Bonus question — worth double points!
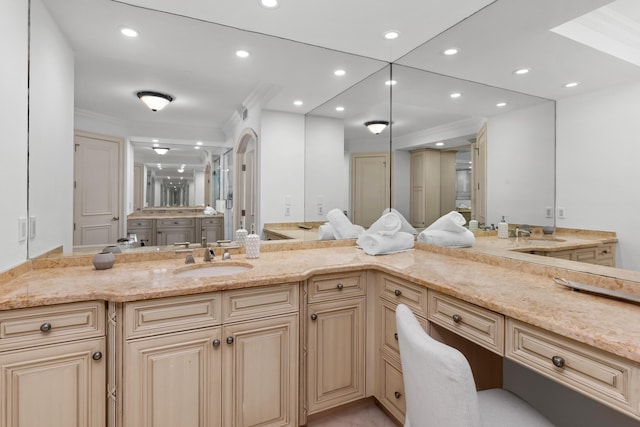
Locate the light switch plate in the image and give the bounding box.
[18,217,27,242]
[557,207,566,219]
[30,216,37,239]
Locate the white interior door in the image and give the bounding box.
[472,123,487,225]
[351,152,390,228]
[73,132,121,246]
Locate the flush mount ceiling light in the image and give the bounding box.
[236,50,250,58]
[259,0,279,9]
[120,27,138,38]
[564,81,580,88]
[443,47,459,56]
[152,147,170,155]
[334,69,346,76]
[335,106,345,112]
[450,92,462,99]
[137,91,174,112]
[293,100,303,106]
[496,102,508,107]
[384,30,400,40]
[364,120,389,135]
[513,68,531,75]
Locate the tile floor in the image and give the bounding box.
[306,401,398,427]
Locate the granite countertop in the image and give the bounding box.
[1,244,639,364]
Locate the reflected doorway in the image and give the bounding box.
[234,129,258,233]
[351,152,390,227]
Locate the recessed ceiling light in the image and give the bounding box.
[564,82,580,88]
[293,100,303,106]
[513,68,531,75]
[194,146,200,150]
[384,30,400,40]
[236,50,250,58]
[450,92,462,99]
[334,69,346,76]
[196,141,203,146]
[443,47,459,56]
[385,80,397,86]
[120,28,138,38]
[435,142,445,146]
[152,143,159,147]
[152,139,159,143]
[496,102,508,107]
[259,0,279,8]
[336,106,345,112]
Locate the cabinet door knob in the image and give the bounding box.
[212,339,221,347]
[394,289,402,297]
[40,322,52,333]
[226,336,234,345]
[394,332,398,341]
[551,355,565,368]
[92,351,103,361]
[336,283,344,290]
[310,313,318,321]
[452,314,462,323]
[394,391,402,399]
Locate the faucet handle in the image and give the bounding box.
[222,248,231,260]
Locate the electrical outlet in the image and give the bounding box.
[29,216,36,239]
[284,206,290,216]
[545,207,553,218]
[317,205,324,216]
[18,218,27,242]
[557,207,566,219]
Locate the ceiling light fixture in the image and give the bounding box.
[334,69,346,76]
[384,30,400,40]
[364,120,389,135]
[194,146,200,150]
[450,92,462,98]
[336,106,345,112]
[443,47,459,56]
[564,82,580,88]
[152,147,170,155]
[236,50,250,58]
[496,102,508,107]
[513,68,531,75]
[259,0,279,9]
[435,142,445,146]
[293,100,303,106]
[385,80,397,86]
[196,141,203,146]
[137,91,174,112]
[120,28,138,38]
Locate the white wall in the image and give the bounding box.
[486,102,555,227]
[0,0,29,272]
[557,81,640,271]
[305,116,347,221]
[260,111,305,230]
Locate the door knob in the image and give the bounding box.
[111,216,119,221]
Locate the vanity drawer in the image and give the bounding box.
[379,274,428,318]
[124,293,222,339]
[307,271,365,303]
[596,243,615,266]
[428,291,504,355]
[223,283,299,323]
[201,217,222,227]
[127,219,153,228]
[506,319,639,417]
[157,218,195,227]
[379,355,406,422]
[380,298,428,360]
[0,301,105,351]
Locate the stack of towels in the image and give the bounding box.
[203,206,217,215]
[318,209,365,240]
[356,209,416,255]
[417,211,475,247]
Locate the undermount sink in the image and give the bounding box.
[174,263,253,278]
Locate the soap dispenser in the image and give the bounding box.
[469,216,478,232]
[498,216,509,239]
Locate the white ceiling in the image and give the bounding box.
[43,0,640,157]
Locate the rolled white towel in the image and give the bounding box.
[326,208,364,239]
[417,229,475,248]
[318,223,336,240]
[382,208,418,235]
[426,211,467,233]
[203,206,217,215]
[358,231,415,255]
[367,212,402,236]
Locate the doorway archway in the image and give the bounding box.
[234,128,259,234]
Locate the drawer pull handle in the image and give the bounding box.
[336,283,344,290]
[310,313,318,321]
[452,314,462,323]
[394,289,402,297]
[394,391,402,399]
[394,332,398,340]
[551,356,565,368]
[92,351,103,361]
[212,339,221,347]
[40,323,52,333]
[226,336,234,345]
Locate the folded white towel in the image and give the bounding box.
[203,206,217,215]
[326,208,365,239]
[367,212,402,236]
[382,208,418,235]
[358,231,415,256]
[426,211,467,233]
[318,223,336,240]
[417,229,475,248]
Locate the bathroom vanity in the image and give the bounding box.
[127,210,224,246]
[0,242,638,426]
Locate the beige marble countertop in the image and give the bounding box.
[1,243,639,364]
[470,228,617,253]
[263,222,325,241]
[128,212,224,220]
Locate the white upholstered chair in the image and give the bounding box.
[395,304,555,427]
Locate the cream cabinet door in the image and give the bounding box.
[222,314,298,427]
[123,327,222,427]
[0,337,106,427]
[307,297,366,414]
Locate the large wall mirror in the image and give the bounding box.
[22,0,640,277]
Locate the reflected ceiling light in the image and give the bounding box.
[564,81,580,88]
[152,143,159,147]
[137,91,174,111]
[334,69,346,76]
[443,47,459,56]
[152,147,170,155]
[335,106,345,112]
[450,92,462,98]
[236,50,250,58]
[120,27,138,38]
[259,0,279,8]
[196,141,203,145]
[435,142,445,146]
[178,168,184,173]
[513,68,531,75]
[364,120,389,135]
[496,102,508,107]
[152,139,158,143]
[293,100,303,106]
[384,30,400,40]
[385,80,397,86]
[194,146,200,150]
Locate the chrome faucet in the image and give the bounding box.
[515,228,531,238]
[202,237,214,262]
